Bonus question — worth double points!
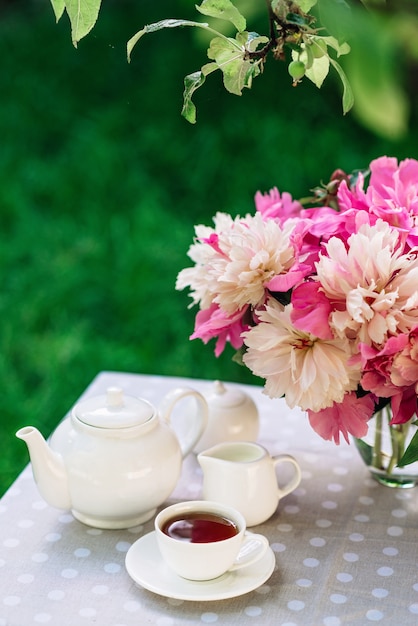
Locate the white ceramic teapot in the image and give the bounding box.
[16,386,208,529]
[193,380,259,453]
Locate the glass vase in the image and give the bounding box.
[354,406,418,488]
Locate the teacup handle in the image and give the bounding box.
[229,532,269,572]
[273,454,302,498]
[159,387,208,458]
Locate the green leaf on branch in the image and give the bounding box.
[294,0,318,12]
[304,54,329,88]
[293,35,353,114]
[49,0,65,21]
[207,35,241,61]
[65,0,102,47]
[315,0,353,44]
[343,9,409,139]
[127,19,209,62]
[321,36,350,58]
[182,63,218,123]
[244,32,269,52]
[196,0,246,32]
[222,57,253,94]
[207,35,252,95]
[329,57,354,114]
[182,28,266,122]
[286,12,312,28]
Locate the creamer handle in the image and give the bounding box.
[273,454,302,498]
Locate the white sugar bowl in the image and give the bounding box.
[193,380,259,453]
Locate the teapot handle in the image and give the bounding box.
[273,454,302,498]
[159,388,208,458]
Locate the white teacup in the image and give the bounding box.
[154,500,269,581]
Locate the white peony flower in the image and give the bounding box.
[316,219,418,346]
[176,212,299,315]
[242,299,360,412]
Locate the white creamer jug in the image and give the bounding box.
[198,441,301,526]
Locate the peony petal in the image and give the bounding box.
[308,393,374,445]
[291,282,333,339]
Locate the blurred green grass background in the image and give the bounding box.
[1,0,418,496]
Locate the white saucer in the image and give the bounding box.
[125,531,276,601]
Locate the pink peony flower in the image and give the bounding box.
[389,388,418,425]
[358,332,418,424]
[358,337,409,398]
[190,303,248,357]
[339,156,418,248]
[367,157,418,234]
[307,393,375,445]
[255,188,303,222]
[337,170,369,213]
[290,281,333,340]
[391,327,418,388]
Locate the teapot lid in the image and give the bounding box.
[74,387,154,429]
[206,380,249,408]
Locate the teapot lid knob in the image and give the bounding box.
[106,387,124,407]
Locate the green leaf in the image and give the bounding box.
[294,0,318,11]
[232,346,246,366]
[316,0,353,44]
[298,44,314,69]
[343,10,409,139]
[298,52,329,87]
[207,36,241,61]
[222,58,252,95]
[65,0,102,47]
[321,35,350,57]
[397,430,418,467]
[127,19,209,62]
[354,438,373,467]
[181,63,218,123]
[244,62,262,88]
[329,58,354,114]
[294,39,353,114]
[244,32,269,53]
[196,0,246,32]
[49,0,66,21]
[286,12,312,27]
[207,36,249,95]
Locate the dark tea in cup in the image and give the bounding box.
[155,500,269,580]
[161,512,238,543]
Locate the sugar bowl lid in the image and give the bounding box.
[73,387,154,429]
[205,380,249,408]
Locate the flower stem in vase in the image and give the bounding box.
[387,420,408,476]
[357,406,418,488]
[371,408,383,471]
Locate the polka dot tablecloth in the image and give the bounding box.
[2,371,418,626]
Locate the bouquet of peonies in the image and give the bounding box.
[176,156,418,466]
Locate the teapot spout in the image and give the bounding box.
[16,426,71,510]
